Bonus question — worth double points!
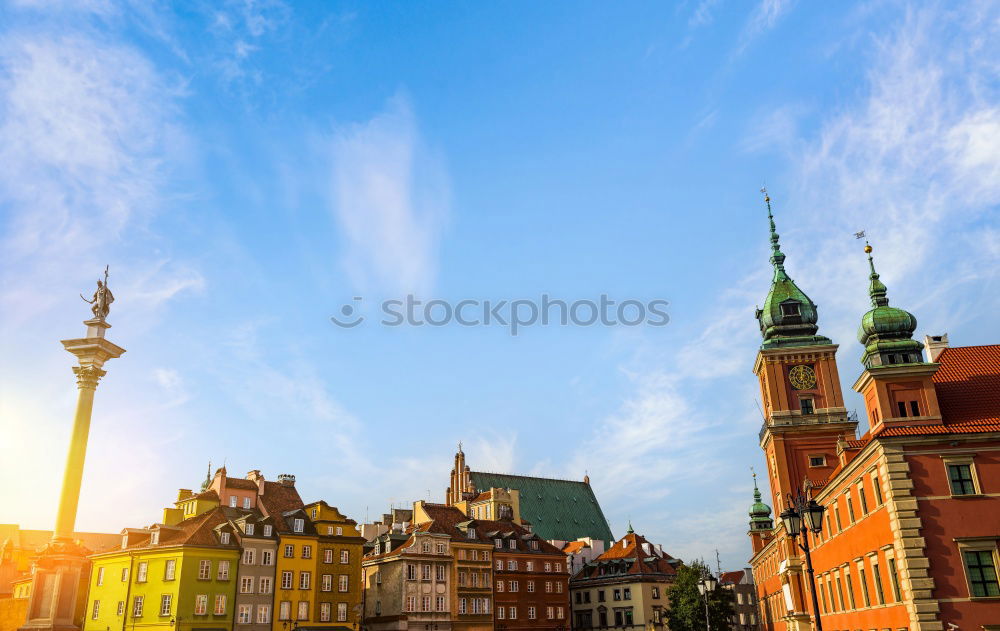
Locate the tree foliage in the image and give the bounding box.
[666,560,735,631]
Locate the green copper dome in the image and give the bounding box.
[857,245,924,367]
[755,193,832,349]
[748,475,773,531]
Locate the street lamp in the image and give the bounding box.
[780,492,826,631]
[697,574,718,631]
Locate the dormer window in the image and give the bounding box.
[229,496,237,507]
[263,525,272,537]
[780,302,801,317]
[151,531,159,545]
[467,528,476,539]
[245,523,254,536]
[293,518,304,533]
[243,497,251,509]
[220,532,230,545]
[495,539,503,549]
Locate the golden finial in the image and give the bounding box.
[864,244,872,253]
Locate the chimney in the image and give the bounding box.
[277,473,296,487]
[924,334,949,362]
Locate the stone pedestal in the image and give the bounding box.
[19,318,124,631]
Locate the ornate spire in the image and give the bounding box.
[856,241,922,367]
[626,520,634,535]
[864,242,889,307]
[764,188,787,276]
[754,188,830,349]
[749,471,773,530]
[201,461,212,491]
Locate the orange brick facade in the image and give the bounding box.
[747,210,1000,631]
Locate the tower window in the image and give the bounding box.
[896,402,907,417]
[780,302,801,317]
[909,401,920,416]
[800,398,814,414]
[808,455,826,468]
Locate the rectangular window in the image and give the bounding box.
[858,483,869,515]
[436,565,445,581]
[194,595,207,616]
[337,602,347,621]
[243,549,255,565]
[321,574,332,592]
[259,577,272,594]
[844,570,856,609]
[324,549,334,563]
[293,518,304,533]
[544,562,551,572]
[421,564,431,580]
[801,398,814,415]
[237,604,251,624]
[296,601,308,621]
[888,557,902,601]
[528,606,536,620]
[299,571,311,590]
[121,568,128,582]
[872,474,884,505]
[507,560,516,571]
[281,571,293,590]
[438,543,446,554]
[245,523,254,536]
[557,581,563,593]
[496,580,504,592]
[494,539,503,549]
[284,544,294,558]
[136,562,148,583]
[526,561,534,572]
[263,525,272,537]
[279,601,291,621]
[132,596,144,618]
[963,550,1000,597]
[897,401,907,417]
[214,594,226,615]
[623,587,631,599]
[510,580,518,592]
[230,496,237,507]
[495,560,503,571]
[948,464,977,495]
[339,575,349,592]
[218,560,230,580]
[910,401,920,416]
[526,580,534,592]
[262,550,272,565]
[341,550,349,564]
[164,559,176,581]
[459,598,467,614]
[858,565,871,606]
[547,606,554,619]
[117,601,124,616]
[835,575,846,611]
[97,568,105,586]
[834,505,843,532]
[405,597,415,612]
[435,596,445,613]
[406,564,416,580]
[846,494,856,523]
[872,559,886,605]
[319,603,331,622]
[240,577,253,593]
[257,605,270,624]
[497,606,505,620]
[92,600,100,620]
[198,561,211,580]
[220,532,230,545]
[509,606,517,620]
[302,545,312,559]
[558,606,565,619]
[422,596,431,612]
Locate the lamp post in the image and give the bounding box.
[779,492,826,631]
[697,574,718,631]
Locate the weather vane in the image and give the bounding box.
[80,265,114,321]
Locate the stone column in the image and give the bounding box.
[20,317,125,631]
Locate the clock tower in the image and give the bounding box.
[753,192,857,512]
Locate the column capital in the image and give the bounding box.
[72,365,106,389]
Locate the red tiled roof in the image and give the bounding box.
[257,482,305,531]
[933,345,1000,424]
[719,571,744,585]
[226,478,258,491]
[878,421,1000,437]
[562,541,589,554]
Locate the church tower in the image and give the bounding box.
[753,192,857,513]
[446,443,474,505]
[852,243,942,433]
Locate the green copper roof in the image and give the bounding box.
[755,193,831,349]
[748,475,773,530]
[857,245,923,367]
[469,471,614,546]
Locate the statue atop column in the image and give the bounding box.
[80,265,113,321]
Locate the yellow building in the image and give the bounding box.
[271,510,319,631]
[305,502,365,631]
[83,509,240,631]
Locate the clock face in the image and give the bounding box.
[789,364,817,390]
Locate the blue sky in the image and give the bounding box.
[1,0,998,571]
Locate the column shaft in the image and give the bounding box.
[53,383,97,541]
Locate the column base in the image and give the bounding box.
[18,540,91,631]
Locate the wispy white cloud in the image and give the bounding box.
[732,0,796,58]
[329,93,450,295]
